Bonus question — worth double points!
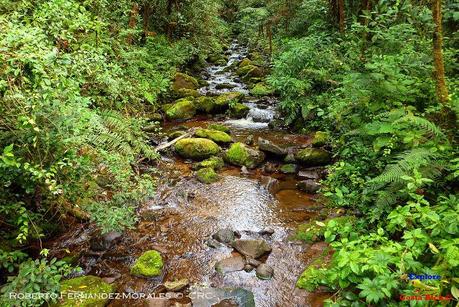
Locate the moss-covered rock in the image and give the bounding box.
[57,275,114,307]
[311,131,329,147]
[175,88,200,98]
[208,123,230,133]
[195,96,216,113]
[161,103,174,113]
[250,83,274,96]
[196,167,219,183]
[194,156,225,170]
[280,164,298,174]
[168,130,187,139]
[228,103,250,118]
[171,72,199,96]
[175,138,221,160]
[195,128,232,143]
[236,65,264,78]
[214,92,245,110]
[166,98,196,120]
[239,58,253,68]
[294,148,331,166]
[130,250,164,277]
[224,142,265,169]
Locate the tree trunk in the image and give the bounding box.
[338,0,345,33]
[432,0,449,104]
[127,3,139,44]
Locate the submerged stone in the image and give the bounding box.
[297,180,321,193]
[258,137,287,156]
[215,255,245,274]
[164,278,189,291]
[175,138,221,160]
[130,250,164,277]
[57,275,114,307]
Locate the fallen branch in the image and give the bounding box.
[155,128,195,152]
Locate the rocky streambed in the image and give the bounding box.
[46,40,333,307]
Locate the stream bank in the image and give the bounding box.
[47,40,333,307]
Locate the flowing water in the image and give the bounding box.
[47,40,329,307]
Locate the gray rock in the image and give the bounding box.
[245,135,254,145]
[232,239,272,259]
[297,180,321,193]
[259,176,279,193]
[90,231,122,251]
[215,255,245,274]
[256,263,274,280]
[213,229,235,245]
[297,169,320,180]
[246,258,261,267]
[259,228,275,236]
[206,238,222,248]
[191,287,255,307]
[284,152,296,163]
[240,166,250,175]
[258,138,286,156]
[243,264,254,272]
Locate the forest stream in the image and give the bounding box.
[46,40,332,307]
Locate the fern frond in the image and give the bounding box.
[394,114,446,140]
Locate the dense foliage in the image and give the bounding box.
[235,0,458,304]
[0,0,229,304]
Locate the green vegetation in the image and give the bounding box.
[130,250,164,277]
[57,275,114,307]
[235,0,458,304]
[196,167,220,184]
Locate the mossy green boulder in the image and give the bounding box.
[280,164,298,174]
[195,128,232,143]
[208,123,230,133]
[166,98,196,120]
[224,142,265,169]
[196,167,219,183]
[175,88,200,98]
[250,83,274,96]
[228,103,250,118]
[214,92,244,110]
[311,131,329,147]
[195,96,216,113]
[294,148,331,166]
[239,58,252,68]
[57,275,114,307]
[171,72,199,96]
[194,156,225,170]
[130,250,164,277]
[236,65,264,78]
[175,138,221,160]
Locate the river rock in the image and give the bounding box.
[191,287,255,307]
[130,250,164,277]
[195,96,216,113]
[195,128,232,143]
[311,131,329,147]
[215,255,245,274]
[89,231,122,251]
[208,123,230,133]
[171,72,199,97]
[216,83,237,90]
[232,239,272,259]
[248,108,273,123]
[297,180,321,194]
[250,83,274,97]
[280,163,298,174]
[256,264,274,280]
[213,229,236,244]
[246,258,261,267]
[164,278,189,291]
[284,151,296,163]
[194,156,225,170]
[214,92,244,111]
[297,169,320,180]
[58,276,114,307]
[224,142,265,169]
[175,138,221,160]
[259,228,275,236]
[259,176,279,194]
[245,135,254,145]
[228,103,250,118]
[196,167,219,184]
[294,148,331,166]
[166,98,197,120]
[258,138,286,156]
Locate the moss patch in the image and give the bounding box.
[295,216,355,243]
[171,72,199,95]
[214,92,244,110]
[175,138,221,160]
[224,142,265,168]
[294,148,331,166]
[130,250,164,277]
[239,58,253,68]
[166,98,196,120]
[250,83,274,96]
[195,156,225,170]
[195,96,216,113]
[195,128,232,143]
[58,275,114,307]
[228,103,250,118]
[208,123,230,133]
[280,164,298,174]
[196,167,219,183]
[311,131,329,147]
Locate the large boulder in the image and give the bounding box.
[165,98,196,120]
[175,138,221,160]
[232,239,271,259]
[224,142,265,169]
[294,148,331,166]
[195,128,232,143]
[228,103,250,118]
[195,96,216,113]
[258,137,286,156]
[171,72,199,97]
[57,276,114,307]
[130,250,164,277]
[236,65,264,78]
